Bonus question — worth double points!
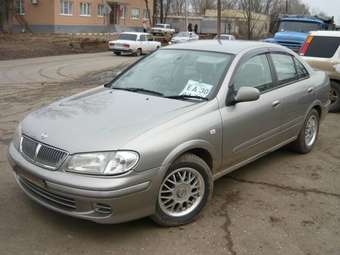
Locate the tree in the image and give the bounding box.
[144,0,152,26]
[0,0,14,32]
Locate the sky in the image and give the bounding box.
[302,0,340,24]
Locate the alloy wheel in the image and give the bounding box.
[158,168,205,217]
[304,115,318,147]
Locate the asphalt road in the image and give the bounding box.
[0,52,339,255]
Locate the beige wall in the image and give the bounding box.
[14,0,153,28]
[14,0,55,25]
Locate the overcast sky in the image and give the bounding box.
[302,0,340,24]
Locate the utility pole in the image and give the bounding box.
[217,0,221,38]
[185,0,188,31]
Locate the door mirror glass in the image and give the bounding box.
[234,87,260,103]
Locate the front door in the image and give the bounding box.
[220,53,284,169]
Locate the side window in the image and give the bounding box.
[271,54,297,83]
[233,54,273,92]
[139,35,146,41]
[294,58,309,78]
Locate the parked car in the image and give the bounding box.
[8,40,330,227]
[108,32,161,56]
[300,31,340,112]
[151,24,176,36]
[171,32,199,44]
[214,34,236,40]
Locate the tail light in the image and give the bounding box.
[300,35,313,56]
[109,43,115,46]
[123,44,130,48]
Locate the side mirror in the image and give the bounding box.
[234,87,260,103]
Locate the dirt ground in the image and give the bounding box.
[0,54,339,255]
[0,33,111,60]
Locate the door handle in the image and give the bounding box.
[307,87,314,93]
[272,100,280,108]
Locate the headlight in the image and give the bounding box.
[65,151,139,176]
[12,124,22,150]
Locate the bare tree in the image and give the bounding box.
[144,0,152,26]
[0,0,14,32]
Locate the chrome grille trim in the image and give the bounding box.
[20,135,69,170]
[19,177,76,210]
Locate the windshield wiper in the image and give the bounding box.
[165,95,209,101]
[112,87,164,97]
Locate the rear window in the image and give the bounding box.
[118,34,137,41]
[305,36,340,58]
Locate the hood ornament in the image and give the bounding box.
[41,132,48,140]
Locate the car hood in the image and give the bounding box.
[274,31,308,43]
[22,87,199,154]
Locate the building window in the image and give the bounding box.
[16,0,25,15]
[131,8,140,20]
[60,0,73,16]
[80,2,91,16]
[143,9,149,20]
[97,4,104,17]
[120,5,128,19]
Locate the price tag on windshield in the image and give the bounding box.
[180,80,213,98]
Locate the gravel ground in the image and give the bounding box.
[0,54,339,255]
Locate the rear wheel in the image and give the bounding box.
[114,52,121,56]
[290,109,319,154]
[329,82,340,112]
[151,154,212,227]
[135,48,142,56]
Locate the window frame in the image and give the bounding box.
[80,2,91,17]
[131,8,140,20]
[267,52,310,90]
[60,0,73,16]
[97,4,104,17]
[16,0,25,16]
[143,9,149,20]
[231,53,276,94]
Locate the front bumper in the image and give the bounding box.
[8,143,162,224]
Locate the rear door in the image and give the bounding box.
[268,53,314,140]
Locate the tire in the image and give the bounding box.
[135,48,142,56]
[114,52,121,56]
[151,153,213,227]
[329,82,340,113]
[290,109,320,154]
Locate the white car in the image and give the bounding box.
[151,24,175,36]
[108,32,161,56]
[171,32,199,44]
[214,34,236,40]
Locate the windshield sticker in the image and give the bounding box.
[180,80,213,98]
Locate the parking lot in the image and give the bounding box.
[0,52,339,255]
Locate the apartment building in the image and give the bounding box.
[12,0,153,33]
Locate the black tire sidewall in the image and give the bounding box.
[329,83,340,112]
[153,155,212,226]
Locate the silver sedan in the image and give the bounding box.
[8,40,330,226]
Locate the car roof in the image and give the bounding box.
[120,32,150,35]
[310,30,340,37]
[165,40,284,54]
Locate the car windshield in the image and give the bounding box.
[278,21,322,33]
[155,24,165,28]
[110,49,234,100]
[176,32,190,37]
[118,33,137,41]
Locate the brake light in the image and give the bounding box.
[300,35,313,56]
[123,44,130,48]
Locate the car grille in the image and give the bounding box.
[20,136,68,170]
[19,177,76,210]
[277,41,303,52]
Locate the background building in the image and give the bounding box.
[8,0,153,33]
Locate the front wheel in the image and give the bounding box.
[290,109,320,154]
[135,48,142,56]
[329,82,340,112]
[151,154,213,227]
